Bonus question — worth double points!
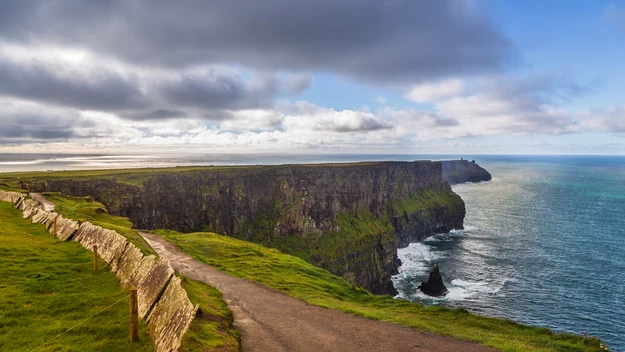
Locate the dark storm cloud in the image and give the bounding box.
[0,0,515,84]
[314,116,393,133]
[0,55,147,111]
[126,109,189,121]
[0,55,300,120]
[0,112,75,141]
[155,70,275,111]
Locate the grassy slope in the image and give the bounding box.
[29,193,240,351]
[157,229,605,352]
[0,201,153,352]
[180,278,241,351]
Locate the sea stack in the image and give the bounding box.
[418,265,449,297]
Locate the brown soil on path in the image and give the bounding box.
[140,232,496,352]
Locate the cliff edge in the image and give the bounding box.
[442,159,492,184]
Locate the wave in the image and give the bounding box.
[423,227,476,243]
[395,242,444,277]
[405,278,509,302]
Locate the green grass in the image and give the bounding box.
[0,201,153,352]
[41,192,155,256]
[17,193,240,351]
[179,277,240,351]
[156,229,605,352]
[391,187,464,219]
[0,166,258,188]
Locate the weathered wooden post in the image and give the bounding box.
[53,216,57,237]
[130,288,139,342]
[93,245,98,271]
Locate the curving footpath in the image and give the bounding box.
[140,231,496,352]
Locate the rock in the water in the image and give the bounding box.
[418,265,448,297]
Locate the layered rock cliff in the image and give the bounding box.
[442,159,492,184]
[23,161,466,295]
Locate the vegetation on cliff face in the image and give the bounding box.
[0,201,153,351]
[157,229,603,352]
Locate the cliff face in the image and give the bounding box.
[442,160,492,184]
[25,161,465,295]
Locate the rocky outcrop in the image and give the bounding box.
[22,161,469,295]
[418,265,448,297]
[442,160,491,184]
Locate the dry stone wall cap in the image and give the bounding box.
[137,257,175,320]
[147,276,198,352]
[115,243,147,286]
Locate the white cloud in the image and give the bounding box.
[578,105,625,133]
[405,79,465,103]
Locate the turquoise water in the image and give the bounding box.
[392,155,625,351]
[2,153,624,349]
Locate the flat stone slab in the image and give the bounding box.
[30,208,55,226]
[137,257,174,319]
[73,222,128,271]
[147,276,198,352]
[21,199,37,218]
[116,243,149,284]
[52,215,80,241]
[0,191,23,203]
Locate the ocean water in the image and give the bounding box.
[2,153,624,349]
[392,155,625,351]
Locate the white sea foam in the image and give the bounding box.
[395,242,443,277]
[407,278,508,302]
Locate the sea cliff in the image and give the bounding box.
[442,159,492,184]
[21,161,470,295]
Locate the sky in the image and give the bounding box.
[0,0,624,155]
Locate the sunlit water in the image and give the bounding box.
[392,156,625,351]
[2,153,624,349]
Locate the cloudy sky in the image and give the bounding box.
[1,0,624,155]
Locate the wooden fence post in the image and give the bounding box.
[93,245,98,271]
[130,288,139,342]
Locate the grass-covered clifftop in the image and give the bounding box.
[157,229,604,352]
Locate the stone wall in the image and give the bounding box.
[0,191,196,352]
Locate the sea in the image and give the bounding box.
[1,153,624,350]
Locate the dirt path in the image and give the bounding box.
[140,232,496,352]
[30,193,55,212]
